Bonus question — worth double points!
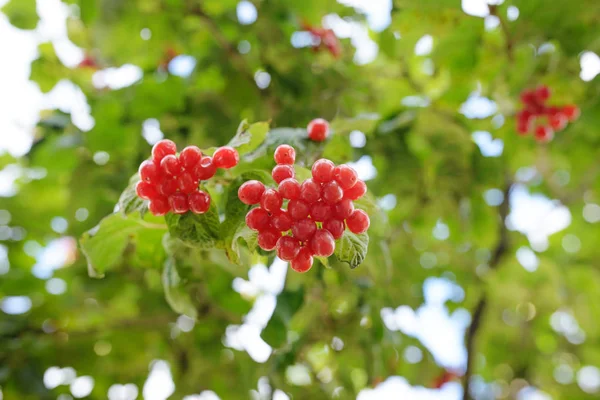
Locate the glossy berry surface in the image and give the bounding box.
[307,118,330,142]
[299,179,321,204]
[309,229,335,257]
[279,178,301,200]
[139,160,160,182]
[272,165,295,184]
[274,145,295,165]
[246,207,271,231]
[169,193,189,214]
[346,209,370,234]
[136,181,159,200]
[310,201,331,222]
[323,219,345,240]
[276,236,301,261]
[212,146,239,169]
[177,172,198,194]
[321,181,344,205]
[238,180,266,205]
[179,146,202,169]
[288,200,310,220]
[272,210,293,232]
[152,139,177,164]
[148,197,170,216]
[333,198,354,220]
[188,191,211,214]
[257,228,281,251]
[160,154,182,176]
[334,165,358,190]
[260,189,283,213]
[292,218,317,241]
[344,180,367,201]
[193,156,217,181]
[291,247,313,273]
[312,159,335,183]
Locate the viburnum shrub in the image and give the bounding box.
[136,139,239,216]
[516,85,580,142]
[238,144,369,273]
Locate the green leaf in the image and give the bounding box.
[118,174,148,217]
[334,231,369,269]
[229,224,258,264]
[165,198,221,249]
[330,113,380,136]
[262,288,305,348]
[228,120,270,155]
[1,0,38,30]
[162,257,197,318]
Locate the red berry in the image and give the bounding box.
[178,171,198,194]
[274,145,295,165]
[346,209,370,234]
[238,180,266,205]
[300,178,321,204]
[152,139,177,164]
[260,189,283,213]
[279,178,301,200]
[288,200,310,220]
[516,119,531,135]
[272,165,295,184]
[323,219,344,239]
[179,146,202,169]
[257,228,281,251]
[535,125,554,142]
[136,181,159,200]
[292,218,317,242]
[535,85,550,102]
[272,210,293,232]
[193,156,217,181]
[307,118,330,142]
[311,159,335,183]
[213,146,239,169]
[160,154,182,176]
[309,229,335,257]
[148,197,170,216]
[549,113,567,131]
[276,236,301,261]
[333,198,354,220]
[169,193,189,214]
[321,181,344,205]
[188,190,211,214]
[139,160,160,182]
[562,105,580,121]
[310,201,331,222]
[291,247,313,273]
[333,165,358,190]
[246,208,270,231]
[344,180,367,201]
[159,178,179,197]
[520,90,536,105]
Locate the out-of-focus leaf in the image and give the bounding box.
[262,288,305,348]
[162,257,197,318]
[1,0,38,29]
[228,120,270,155]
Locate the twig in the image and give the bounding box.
[462,178,512,400]
[488,5,514,61]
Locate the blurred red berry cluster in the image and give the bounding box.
[516,85,580,142]
[302,23,342,58]
[136,139,239,216]
[238,144,369,273]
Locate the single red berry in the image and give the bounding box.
[148,197,170,216]
[246,207,271,231]
[300,178,321,204]
[310,201,331,222]
[292,218,317,242]
[288,199,310,220]
[160,154,183,176]
[549,113,567,131]
[534,125,554,142]
[238,180,266,205]
[333,165,359,190]
[272,165,295,184]
[260,189,283,213]
[562,105,580,121]
[213,146,239,169]
[516,119,531,135]
[291,247,313,273]
[535,85,550,102]
[346,209,370,234]
[311,159,335,183]
[193,156,217,181]
[178,171,198,194]
[279,178,301,200]
[188,190,211,214]
[276,236,301,261]
[159,178,179,197]
[179,146,202,169]
[322,181,344,205]
[139,160,160,182]
[344,180,367,201]
[272,209,293,232]
[257,228,281,251]
[333,198,354,220]
[274,145,296,165]
[323,219,345,239]
[136,180,159,200]
[307,118,330,142]
[169,193,189,214]
[520,90,536,106]
[152,139,177,164]
[309,229,335,257]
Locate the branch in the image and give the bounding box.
[462,179,512,400]
[488,5,514,61]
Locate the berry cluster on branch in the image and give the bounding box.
[136,139,239,216]
[238,144,369,273]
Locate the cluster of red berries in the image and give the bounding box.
[307,118,330,142]
[136,139,239,216]
[516,85,580,142]
[302,23,342,58]
[238,144,369,273]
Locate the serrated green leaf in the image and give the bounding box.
[165,198,221,249]
[228,120,270,155]
[335,231,369,269]
[229,224,258,264]
[162,257,197,318]
[118,174,148,217]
